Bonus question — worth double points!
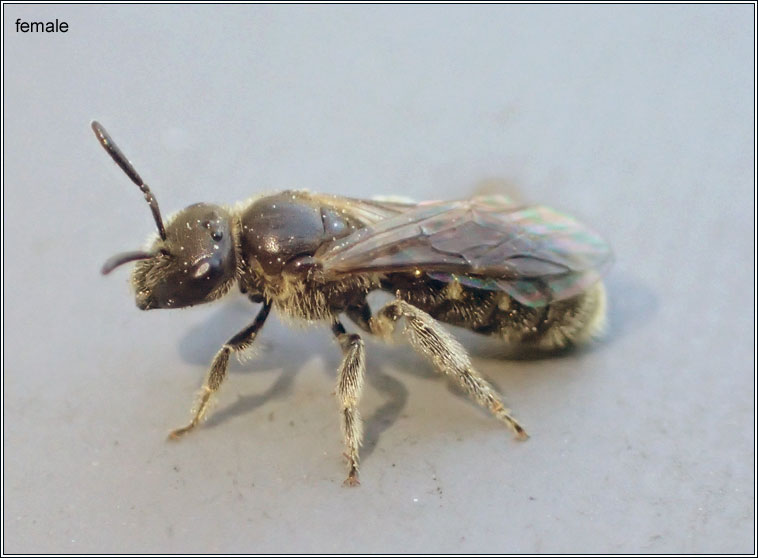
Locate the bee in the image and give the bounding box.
[93,121,612,486]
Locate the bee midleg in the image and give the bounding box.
[346,302,373,334]
[168,300,272,440]
[372,299,528,440]
[331,320,366,486]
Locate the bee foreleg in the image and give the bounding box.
[332,321,366,486]
[374,299,528,440]
[168,300,272,440]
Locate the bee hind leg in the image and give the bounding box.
[168,300,272,440]
[372,299,528,440]
[332,320,366,486]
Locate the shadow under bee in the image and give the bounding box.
[601,271,659,346]
[176,299,412,456]
[171,273,654,464]
[174,298,528,460]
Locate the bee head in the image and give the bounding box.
[94,122,237,310]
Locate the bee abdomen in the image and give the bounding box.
[391,275,607,352]
[495,282,607,350]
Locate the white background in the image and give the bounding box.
[3,4,754,553]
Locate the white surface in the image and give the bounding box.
[2,4,754,553]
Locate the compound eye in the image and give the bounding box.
[211,230,223,241]
[193,261,211,279]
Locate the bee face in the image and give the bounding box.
[132,204,237,310]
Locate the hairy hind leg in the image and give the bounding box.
[332,321,366,486]
[372,299,527,439]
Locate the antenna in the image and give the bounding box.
[101,250,154,275]
[91,121,167,240]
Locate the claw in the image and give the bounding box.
[343,470,360,487]
[515,428,530,441]
[511,421,529,441]
[168,422,197,440]
[342,454,361,486]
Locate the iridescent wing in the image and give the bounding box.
[316,196,612,308]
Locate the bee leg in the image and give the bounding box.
[168,300,272,440]
[332,321,366,486]
[346,301,373,334]
[373,299,528,440]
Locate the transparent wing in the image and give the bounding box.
[316,196,612,307]
[307,192,416,226]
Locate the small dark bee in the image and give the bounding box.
[93,121,612,486]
